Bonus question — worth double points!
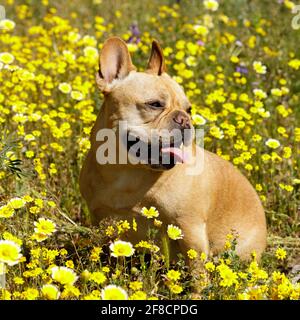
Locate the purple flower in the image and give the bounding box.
[197,40,205,46]
[127,23,141,44]
[236,66,248,74]
[130,23,140,37]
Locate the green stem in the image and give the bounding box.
[161,234,170,270]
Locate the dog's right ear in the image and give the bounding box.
[146,40,166,75]
[96,37,136,93]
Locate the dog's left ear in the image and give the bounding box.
[146,40,166,75]
[96,37,136,93]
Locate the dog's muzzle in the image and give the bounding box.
[126,131,192,170]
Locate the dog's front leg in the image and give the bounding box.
[177,220,210,297]
[177,220,210,256]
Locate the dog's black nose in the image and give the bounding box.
[173,111,191,129]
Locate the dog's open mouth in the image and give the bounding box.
[126,132,189,170]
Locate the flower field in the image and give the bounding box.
[0,0,300,300]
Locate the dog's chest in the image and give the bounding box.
[92,173,190,223]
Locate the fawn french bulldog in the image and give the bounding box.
[80,37,267,260]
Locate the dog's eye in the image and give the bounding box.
[186,106,192,114]
[147,101,164,109]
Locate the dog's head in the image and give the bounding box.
[96,37,194,170]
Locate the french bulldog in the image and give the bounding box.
[80,37,267,260]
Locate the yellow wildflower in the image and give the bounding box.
[109,240,135,258]
[101,285,128,300]
[167,224,184,240]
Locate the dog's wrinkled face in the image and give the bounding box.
[96,37,193,170]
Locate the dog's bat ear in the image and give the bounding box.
[96,37,136,92]
[146,40,166,75]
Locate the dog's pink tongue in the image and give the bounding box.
[161,147,189,163]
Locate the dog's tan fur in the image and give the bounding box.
[80,37,267,260]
